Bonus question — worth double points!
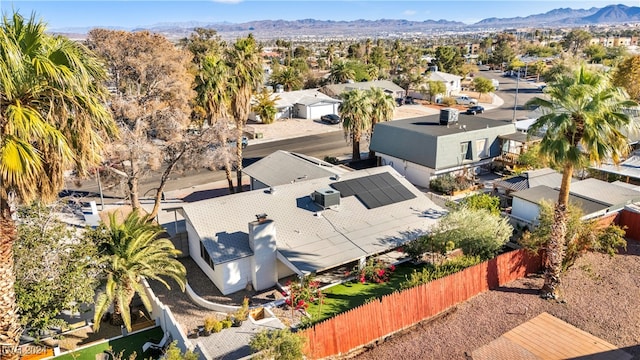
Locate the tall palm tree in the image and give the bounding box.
[526,66,637,299]
[0,12,115,348]
[329,61,355,84]
[93,211,186,331]
[340,89,372,161]
[196,53,236,193]
[367,88,396,158]
[227,34,263,193]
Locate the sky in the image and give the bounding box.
[0,0,637,30]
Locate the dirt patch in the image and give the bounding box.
[353,241,640,360]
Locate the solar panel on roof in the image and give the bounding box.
[331,173,417,209]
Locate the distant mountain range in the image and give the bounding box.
[53,4,640,40]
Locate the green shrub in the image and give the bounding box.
[441,96,456,106]
[520,201,627,271]
[203,316,216,332]
[400,255,482,289]
[403,234,448,260]
[250,328,307,360]
[221,319,233,329]
[450,193,501,215]
[429,173,474,195]
[164,341,199,360]
[324,156,339,165]
[234,297,250,321]
[211,320,223,333]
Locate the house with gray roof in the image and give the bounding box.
[369,111,517,188]
[591,152,640,183]
[320,80,405,100]
[248,88,341,122]
[493,168,570,195]
[510,178,640,225]
[242,150,350,190]
[177,166,445,295]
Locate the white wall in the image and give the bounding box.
[277,259,296,279]
[185,217,248,295]
[141,279,192,353]
[511,198,541,224]
[248,220,278,291]
[379,154,434,188]
[221,257,253,295]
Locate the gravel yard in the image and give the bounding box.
[353,241,640,360]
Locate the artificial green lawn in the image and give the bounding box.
[305,262,429,323]
[55,326,164,360]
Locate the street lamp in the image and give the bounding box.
[512,68,520,123]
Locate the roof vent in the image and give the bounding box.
[312,188,340,209]
[439,108,459,125]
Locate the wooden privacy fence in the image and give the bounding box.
[301,249,542,359]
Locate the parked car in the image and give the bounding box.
[455,95,479,106]
[404,96,417,105]
[465,105,485,115]
[321,114,341,124]
[395,97,404,106]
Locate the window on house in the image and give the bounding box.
[460,141,472,161]
[200,241,214,271]
[476,138,487,158]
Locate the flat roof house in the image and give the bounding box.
[320,80,405,100]
[177,166,445,295]
[511,178,640,225]
[369,110,517,188]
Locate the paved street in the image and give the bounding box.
[64,75,542,205]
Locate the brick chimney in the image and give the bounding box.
[248,214,278,291]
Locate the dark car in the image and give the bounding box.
[321,114,341,124]
[465,105,485,115]
[404,96,417,105]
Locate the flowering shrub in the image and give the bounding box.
[352,258,396,284]
[283,276,323,311]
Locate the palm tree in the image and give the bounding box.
[367,88,396,158]
[93,211,185,331]
[271,67,302,92]
[0,12,115,348]
[340,89,372,161]
[227,34,263,193]
[329,61,355,84]
[196,52,236,193]
[526,66,637,299]
[252,89,281,124]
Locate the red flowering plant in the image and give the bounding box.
[353,258,396,284]
[283,275,324,315]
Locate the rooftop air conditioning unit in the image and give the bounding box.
[439,108,459,125]
[312,189,341,209]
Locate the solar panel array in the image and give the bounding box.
[331,172,416,209]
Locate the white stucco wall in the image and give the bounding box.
[276,259,296,279]
[185,215,253,295]
[379,154,435,188]
[220,258,253,295]
[248,220,278,291]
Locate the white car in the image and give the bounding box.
[455,95,479,106]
